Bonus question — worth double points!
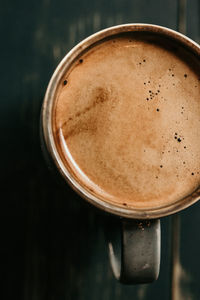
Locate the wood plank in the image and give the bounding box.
[186,0,200,43]
[178,203,200,300]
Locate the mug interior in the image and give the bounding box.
[42,24,200,219]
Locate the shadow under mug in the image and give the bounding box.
[41,24,200,284]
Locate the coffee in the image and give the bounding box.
[52,33,200,210]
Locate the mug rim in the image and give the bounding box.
[42,23,200,219]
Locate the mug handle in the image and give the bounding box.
[108,219,161,284]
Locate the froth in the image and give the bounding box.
[53,35,200,209]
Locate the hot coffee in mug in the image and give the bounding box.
[41,24,200,284]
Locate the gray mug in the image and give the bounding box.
[41,24,200,284]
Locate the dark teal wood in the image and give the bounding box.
[186,0,200,43]
[2,0,194,299]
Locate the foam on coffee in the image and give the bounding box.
[53,33,200,209]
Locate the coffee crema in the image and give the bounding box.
[53,33,200,209]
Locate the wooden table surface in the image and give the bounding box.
[1,0,200,299]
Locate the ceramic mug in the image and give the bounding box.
[41,24,200,284]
